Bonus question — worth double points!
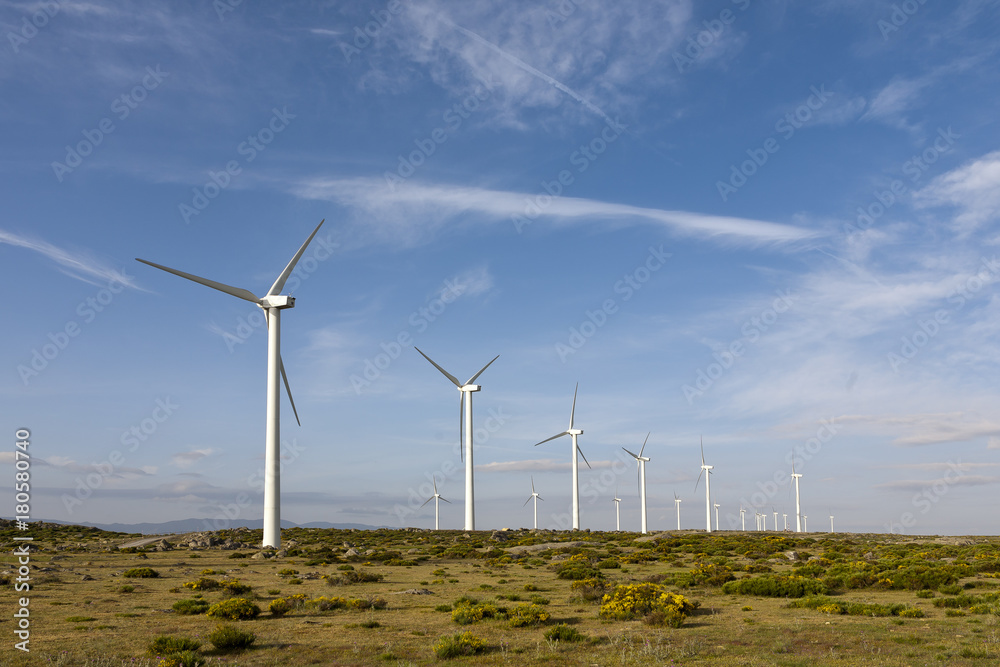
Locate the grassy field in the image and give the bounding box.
[2,522,1000,665]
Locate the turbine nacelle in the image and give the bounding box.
[260,295,295,309]
[567,428,583,436]
[459,384,481,393]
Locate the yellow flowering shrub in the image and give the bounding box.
[599,583,698,625]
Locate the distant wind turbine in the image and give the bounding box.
[694,437,714,533]
[791,458,803,533]
[674,492,682,530]
[772,508,778,531]
[415,347,499,531]
[612,487,622,531]
[623,433,651,534]
[804,515,808,532]
[523,476,543,530]
[136,219,325,549]
[535,383,590,530]
[421,476,451,530]
[713,503,721,531]
[740,506,746,531]
[829,514,835,533]
[783,513,788,531]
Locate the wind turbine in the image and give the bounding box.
[829,514,835,533]
[612,488,622,531]
[713,503,721,531]
[694,437,713,533]
[772,508,778,531]
[783,513,788,531]
[803,515,808,532]
[136,219,325,549]
[740,506,746,531]
[761,512,767,531]
[673,492,682,530]
[421,476,451,530]
[523,476,543,530]
[623,433,651,534]
[791,458,803,533]
[415,348,499,531]
[535,384,590,530]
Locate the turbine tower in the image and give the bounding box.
[523,476,543,530]
[137,219,325,549]
[420,476,451,530]
[713,503,721,531]
[415,348,499,531]
[622,433,651,534]
[829,514,835,533]
[674,492,682,530]
[791,458,803,533]
[772,508,778,531]
[803,515,808,532]
[783,513,788,531]
[535,384,590,530]
[612,488,622,531]
[694,437,713,533]
[740,506,746,531]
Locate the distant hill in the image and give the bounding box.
[26,518,385,535]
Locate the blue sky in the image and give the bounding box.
[3,0,1000,536]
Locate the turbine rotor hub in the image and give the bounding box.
[260,295,295,309]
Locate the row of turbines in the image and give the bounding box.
[136,220,832,549]
[414,348,829,535]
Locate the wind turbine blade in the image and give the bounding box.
[694,468,704,492]
[531,476,535,494]
[466,354,500,384]
[440,497,451,504]
[700,436,705,466]
[459,394,464,463]
[433,477,439,494]
[523,496,532,506]
[639,432,650,458]
[414,347,462,387]
[267,219,325,296]
[578,446,591,469]
[568,382,579,429]
[279,355,301,426]
[622,447,640,460]
[136,259,260,303]
[534,431,568,446]
[420,497,433,508]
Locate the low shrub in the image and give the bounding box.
[507,603,549,628]
[268,598,292,617]
[172,599,210,615]
[571,577,610,602]
[326,569,384,586]
[208,623,256,650]
[123,567,159,579]
[156,651,204,667]
[599,583,698,626]
[183,578,220,591]
[544,623,585,642]
[206,598,261,621]
[434,631,487,659]
[722,575,827,598]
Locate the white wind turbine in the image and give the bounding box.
[535,384,590,530]
[137,219,325,549]
[761,511,767,531]
[674,492,682,530]
[740,506,746,531]
[783,513,788,531]
[790,458,803,533]
[622,433,651,534]
[829,514,835,533]
[803,515,808,532]
[421,476,451,530]
[612,488,622,531]
[414,348,499,531]
[523,476,543,530]
[772,508,778,532]
[713,503,721,531]
[694,437,713,533]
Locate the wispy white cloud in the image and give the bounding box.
[171,448,216,468]
[291,177,819,247]
[0,228,138,289]
[876,475,999,491]
[477,458,617,473]
[914,150,1000,236]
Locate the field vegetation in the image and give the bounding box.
[2,521,1000,665]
